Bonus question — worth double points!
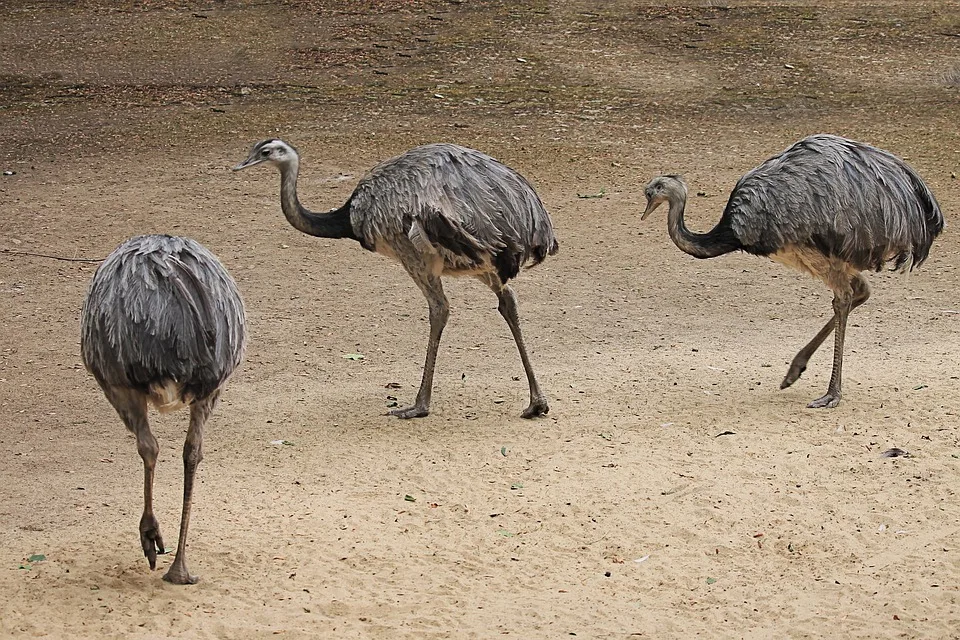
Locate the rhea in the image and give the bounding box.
[642,134,943,408]
[234,139,558,419]
[81,235,246,583]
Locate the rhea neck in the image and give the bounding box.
[664,187,740,259]
[276,156,357,241]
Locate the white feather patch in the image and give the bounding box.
[148,380,190,413]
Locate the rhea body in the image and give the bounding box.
[233,139,558,418]
[642,134,943,408]
[81,235,246,583]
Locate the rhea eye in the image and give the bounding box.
[261,148,270,156]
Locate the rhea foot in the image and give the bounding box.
[807,392,841,409]
[139,513,165,570]
[780,362,807,390]
[521,397,550,419]
[388,404,429,419]
[162,560,199,585]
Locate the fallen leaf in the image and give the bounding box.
[576,188,607,199]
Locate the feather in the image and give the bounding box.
[722,134,944,271]
[349,143,558,281]
[80,235,247,408]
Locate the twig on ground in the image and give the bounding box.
[1,248,104,263]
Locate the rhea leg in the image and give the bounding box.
[486,279,549,418]
[781,274,870,390]
[103,386,165,570]
[807,291,853,409]
[390,273,449,419]
[163,392,218,584]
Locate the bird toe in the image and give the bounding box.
[781,364,807,389]
[388,405,430,419]
[521,399,550,419]
[139,515,165,570]
[807,393,841,409]
[162,566,200,585]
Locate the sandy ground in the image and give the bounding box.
[1,1,960,637]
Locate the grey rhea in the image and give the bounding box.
[642,134,943,408]
[80,234,246,584]
[234,139,558,419]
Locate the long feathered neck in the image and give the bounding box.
[666,190,740,259]
[277,157,357,240]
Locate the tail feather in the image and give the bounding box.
[905,168,944,270]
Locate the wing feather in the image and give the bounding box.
[350,144,558,281]
[723,134,943,271]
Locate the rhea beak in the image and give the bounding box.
[641,197,663,221]
[231,156,262,172]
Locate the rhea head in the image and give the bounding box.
[641,174,687,220]
[233,139,298,172]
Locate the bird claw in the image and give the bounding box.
[521,398,550,419]
[807,392,841,409]
[780,363,807,389]
[162,562,199,585]
[388,404,430,419]
[139,513,165,570]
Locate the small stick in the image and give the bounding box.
[1,248,104,263]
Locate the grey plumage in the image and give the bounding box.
[81,234,246,584]
[350,144,557,281]
[234,139,557,419]
[642,134,943,408]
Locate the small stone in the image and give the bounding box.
[880,448,911,458]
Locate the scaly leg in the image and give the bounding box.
[103,386,164,570]
[781,274,870,390]
[390,273,449,419]
[807,292,853,409]
[489,281,549,418]
[163,392,219,584]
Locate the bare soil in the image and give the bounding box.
[1,1,960,637]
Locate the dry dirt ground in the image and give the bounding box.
[1,1,960,638]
